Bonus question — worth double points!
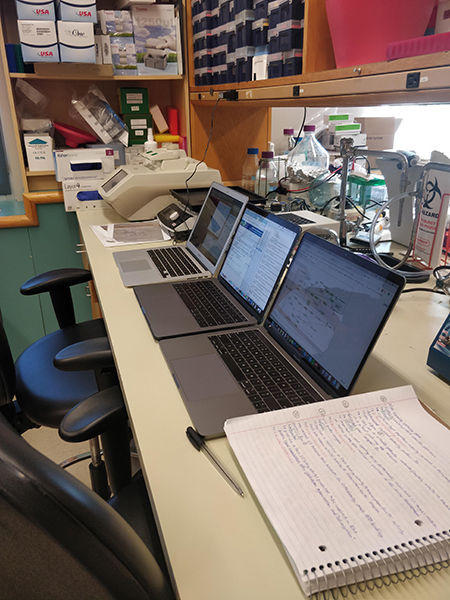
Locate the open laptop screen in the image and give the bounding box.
[266,233,405,396]
[219,206,299,317]
[187,183,246,272]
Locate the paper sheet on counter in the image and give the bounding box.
[90,220,170,247]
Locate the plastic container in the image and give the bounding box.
[308,172,341,209]
[283,49,302,76]
[255,151,278,197]
[282,128,296,154]
[325,0,436,68]
[268,52,283,78]
[241,147,259,191]
[286,125,329,185]
[254,0,267,19]
[279,0,304,22]
[348,173,387,211]
[278,20,303,51]
[144,128,157,152]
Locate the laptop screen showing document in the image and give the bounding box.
[218,206,300,318]
[186,184,246,274]
[266,233,405,398]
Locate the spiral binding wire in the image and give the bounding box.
[306,531,450,599]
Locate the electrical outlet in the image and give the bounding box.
[406,72,420,89]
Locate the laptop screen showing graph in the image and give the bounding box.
[266,233,404,397]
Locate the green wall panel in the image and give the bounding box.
[0,226,43,360]
[0,203,93,360]
[28,204,92,336]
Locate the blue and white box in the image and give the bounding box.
[54,148,115,181]
[56,0,97,22]
[24,133,54,171]
[57,21,95,63]
[131,5,180,75]
[15,0,55,20]
[18,20,59,62]
[99,10,133,36]
[111,36,137,75]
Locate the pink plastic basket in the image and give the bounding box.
[325,0,437,68]
[387,31,450,61]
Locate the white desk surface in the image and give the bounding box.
[78,208,450,600]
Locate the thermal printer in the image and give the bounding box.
[99,148,222,220]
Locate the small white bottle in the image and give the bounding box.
[144,128,158,152]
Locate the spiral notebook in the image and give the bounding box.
[224,386,450,597]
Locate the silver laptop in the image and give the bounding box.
[134,204,300,340]
[159,232,406,437]
[113,182,248,287]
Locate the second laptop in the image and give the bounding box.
[134,203,300,340]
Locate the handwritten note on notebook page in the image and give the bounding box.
[224,386,450,596]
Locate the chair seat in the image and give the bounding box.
[15,319,107,428]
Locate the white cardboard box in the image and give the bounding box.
[354,117,402,167]
[252,54,268,80]
[115,0,155,7]
[18,20,59,62]
[131,5,179,76]
[110,36,137,75]
[24,133,54,171]
[101,34,112,64]
[55,0,97,22]
[62,178,108,212]
[99,10,133,36]
[15,0,55,20]
[57,21,95,63]
[54,148,115,182]
[436,1,450,34]
[94,35,102,64]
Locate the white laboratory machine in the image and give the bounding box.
[99,148,222,221]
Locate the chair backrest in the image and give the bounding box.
[0,414,175,600]
[0,314,16,406]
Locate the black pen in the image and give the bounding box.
[186,426,244,497]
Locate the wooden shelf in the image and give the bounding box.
[10,72,184,82]
[189,52,450,95]
[26,169,55,177]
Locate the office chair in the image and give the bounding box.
[1,269,131,497]
[54,337,132,497]
[15,267,116,430]
[0,412,175,600]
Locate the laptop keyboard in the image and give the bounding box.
[147,247,202,279]
[279,213,314,226]
[174,280,248,328]
[209,329,322,412]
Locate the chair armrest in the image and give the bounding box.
[20,268,93,296]
[54,337,114,371]
[59,385,127,442]
[20,268,93,329]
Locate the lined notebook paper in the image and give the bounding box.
[224,386,450,596]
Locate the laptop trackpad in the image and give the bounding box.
[171,354,240,402]
[121,259,151,273]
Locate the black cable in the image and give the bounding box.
[294,107,307,147]
[307,166,342,193]
[346,197,368,219]
[402,288,446,295]
[185,95,221,190]
[174,95,221,241]
[353,155,371,173]
[319,195,339,216]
